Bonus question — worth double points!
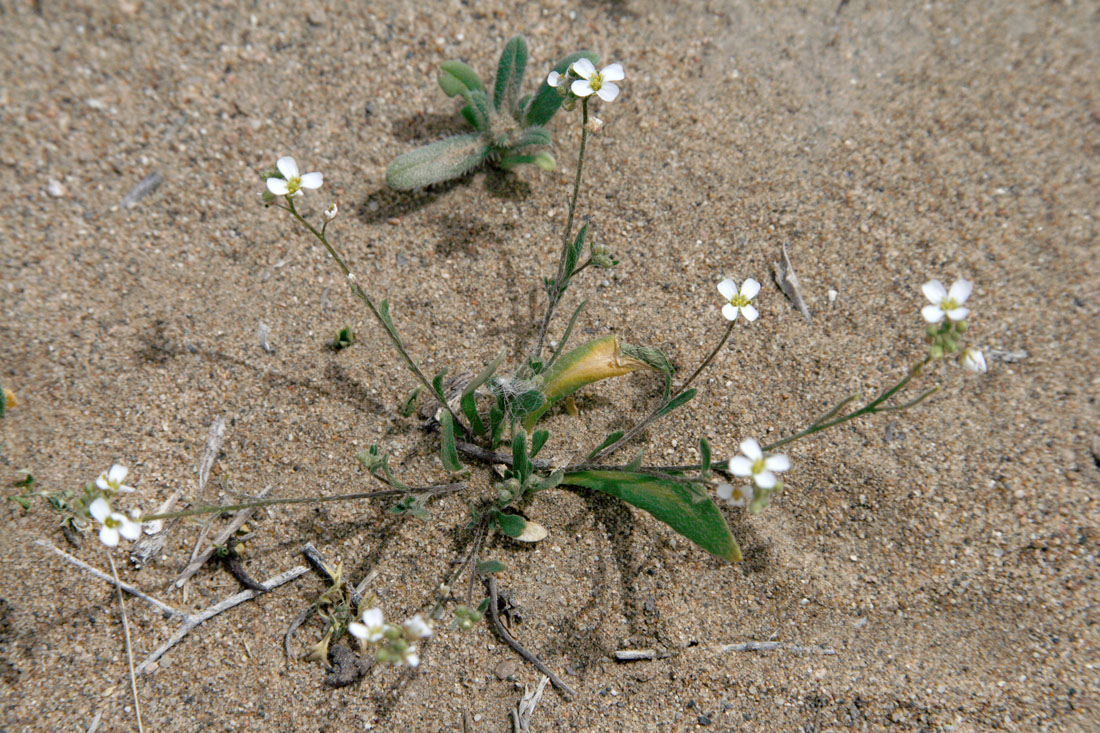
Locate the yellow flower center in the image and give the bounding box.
[588,71,604,92]
[285,176,302,194]
[729,294,750,308]
[940,296,958,312]
[751,457,765,475]
[104,514,122,529]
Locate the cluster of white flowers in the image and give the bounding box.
[548,58,624,103]
[716,439,789,509]
[922,277,986,373]
[87,464,159,547]
[348,606,432,668]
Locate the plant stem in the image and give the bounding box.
[587,320,736,462]
[107,550,144,733]
[276,198,469,433]
[531,98,591,362]
[143,483,467,522]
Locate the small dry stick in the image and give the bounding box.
[513,675,551,733]
[174,484,273,588]
[774,243,812,322]
[35,541,187,619]
[106,550,144,733]
[135,565,308,675]
[719,640,836,655]
[485,577,575,700]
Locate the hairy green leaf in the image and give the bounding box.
[477,560,506,575]
[699,437,712,479]
[493,35,528,113]
[530,429,549,458]
[655,389,696,419]
[512,431,530,484]
[432,369,448,404]
[498,152,555,171]
[563,470,741,562]
[564,222,588,280]
[620,342,675,398]
[494,510,527,538]
[438,60,484,97]
[460,392,485,437]
[587,430,624,460]
[525,51,600,127]
[460,104,485,132]
[386,133,489,190]
[439,411,464,473]
[509,127,551,151]
[489,402,505,447]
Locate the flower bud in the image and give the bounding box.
[585,116,604,134]
[961,347,987,374]
[325,203,338,220]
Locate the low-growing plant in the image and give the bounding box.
[13,36,989,703]
[385,35,599,190]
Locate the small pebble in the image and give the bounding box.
[46,179,65,197]
[494,660,517,680]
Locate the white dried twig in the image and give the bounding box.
[774,243,812,322]
[513,675,551,732]
[719,640,835,655]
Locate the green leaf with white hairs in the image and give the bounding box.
[564,222,587,281]
[489,401,505,447]
[563,470,741,562]
[525,50,599,126]
[654,389,696,419]
[587,430,624,460]
[530,429,549,458]
[620,342,675,399]
[498,152,555,171]
[477,560,506,575]
[493,35,528,113]
[460,392,485,436]
[438,60,484,97]
[493,510,527,539]
[699,437,712,479]
[386,133,489,190]
[439,411,464,474]
[460,88,492,132]
[460,105,485,132]
[512,431,530,484]
[508,127,551,152]
[431,369,448,404]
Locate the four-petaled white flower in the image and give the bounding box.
[716,482,754,509]
[921,278,972,323]
[402,614,433,641]
[266,156,323,198]
[96,463,134,494]
[570,58,624,102]
[961,346,987,374]
[400,644,420,668]
[729,438,790,490]
[348,607,385,643]
[89,496,141,547]
[717,278,760,322]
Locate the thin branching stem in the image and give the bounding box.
[106,550,144,733]
[531,98,590,362]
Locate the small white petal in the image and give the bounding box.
[90,496,111,522]
[119,517,142,541]
[921,304,945,323]
[276,156,299,180]
[571,79,594,97]
[108,464,129,484]
[143,519,164,535]
[348,622,368,639]
[721,303,740,321]
[361,607,384,628]
[403,647,420,667]
[572,57,596,79]
[729,456,753,476]
[96,475,110,491]
[740,278,761,300]
[764,454,790,473]
[717,278,738,301]
[99,526,120,547]
[921,280,947,304]
[601,63,625,82]
[267,178,289,196]
[962,348,987,374]
[596,82,619,102]
[300,172,323,189]
[948,278,973,304]
[754,470,777,489]
[945,306,970,322]
[547,70,562,87]
[739,438,763,461]
[740,304,760,322]
[716,483,734,500]
[403,614,433,640]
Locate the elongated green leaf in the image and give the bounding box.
[509,127,551,151]
[512,431,530,484]
[439,60,484,97]
[565,222,587,279]
[530,429,549,458]
[536,469,563,492]
[463,352,507,399]
[494,510,527,538]
[432,369,448,404]
[461,88,492,131]
[655,389,696,419]
[386,133,489,190]
[498,152,554,171]
[620,342,675,398]
[489,402,505,447]
[400,387,422,418]
[477,560,506,575]
[563,470,741,562]
[525,51,600,126]
[587,430,624,460]
[460,104,485,132]
[493,35,528,113]
[439,411,464,473]
[699,437,712,479]
[461,392,485,436]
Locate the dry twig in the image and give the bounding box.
[485,577,575,700]
[174,484,273,588]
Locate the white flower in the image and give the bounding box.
[716,482,754,508]
[585,116,604,134]
[89,496,141,547]
[402,614,433,641]
[95,464,134,494]
[961,347,987,374]
[728,439,790,490]
[547,70,563,88]
[266,156,323,198]
[129,508,163,535]
[324,203,338,220]
[570,58,624,102]
[400,644,420,668]
[348,607,385,643]
[717,278,760,321]
[921,278,972,323]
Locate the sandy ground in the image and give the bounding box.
[2,0,1099,730]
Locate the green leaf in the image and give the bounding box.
[432,369,448,403]
[620,342,676,399]
[508,126,551,152]
[512,431,530,484]
[498,152,554,171]
[530,429,549,458]
[477,597,491,614]
[460,88,492,131]
[699,437,712,479]
[525,50,599,126]
[438,60,484,97]
[587,430,624,460]
[564,222,587,280]
[12,471,34,489]
[463,352,506,399]
[494,511,528,538]
[624,448,644,472]
[655,389,696,419]
[477,560,506,575]
[460,104,485,132]
[386,133,489,190]
[439,410,464,473]
[535,469,563,492]
[508,388,546,424]
[493,35,528,113]
[460,392,485,436]
[400,387,422,418]
[563,470,741,562]
[489,402,505,447]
